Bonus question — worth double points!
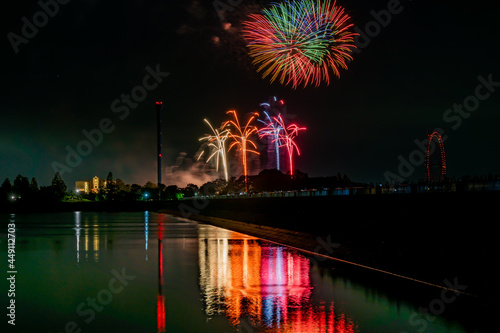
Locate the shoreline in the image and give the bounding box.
[1,193,495,330]
[157,192,497,303]
[161,207,471,293]
[2,193,496,302]
[160,207,493,332]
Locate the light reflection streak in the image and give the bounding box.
[145,211,149,261]
[198,229,358,332]
[74,213,101,262]
[74,211,81,263]
[84,227,88,260]
[157,214,166,333]
[74,213,102,263]
[93,233,99,262]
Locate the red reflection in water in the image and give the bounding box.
[198,232,358,332]
[158,215,164,240]
[260,245,312,330]
[157,293,166,333]
[157,219,166,333]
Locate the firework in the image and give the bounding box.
[198,119,230,182]
[222,110,260,191]
[258,111,283,171]
[274,115,306,176]
[242,0,357,89]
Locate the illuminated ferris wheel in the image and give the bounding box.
[424,131,447,182]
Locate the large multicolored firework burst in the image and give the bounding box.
[242,0,358,89]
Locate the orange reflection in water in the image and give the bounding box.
[225,238,262,325]
[198,230,357,332]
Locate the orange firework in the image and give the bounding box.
[222,110,260,191]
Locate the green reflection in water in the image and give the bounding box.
[0,212,484,333]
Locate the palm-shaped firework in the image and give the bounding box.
[274,115,306,176]
[242,0,358,89]
[222,110,260,191]
[198,119,230,182]
[258,111,284,171]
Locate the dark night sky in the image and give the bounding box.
[1,0,499,188]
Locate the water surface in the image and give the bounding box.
[0,211,486,332]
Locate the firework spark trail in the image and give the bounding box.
[198,118,230,181]
[222,110,260,191]
[242,0,357,88]
[258,111,284,171]
[274,115,306,176]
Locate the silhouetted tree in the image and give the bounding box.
[220,176,245,194]
[103,172,117,200]
[38,185,55,202]
[143,181,158,200]
[51,172,67,201]
[83,191,97,201]
[112,178,128,200]
[182,183,199,198]
[342,174,351,186]
[129,184,142,200]
[208,179,229,195]
[22,177,40,201]
[253,169,290,192]
[164,185,179,200]
[291,169,308,189]
[144,181,157,188]
[200,181,217,195]
[13,175,30,199]
[30,177,39,192]
[115,178,126,190]
[0,178,12,203]
[1,178,12,191]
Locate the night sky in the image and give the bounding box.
[1,0,499,188]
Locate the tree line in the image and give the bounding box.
[0,169,357,204]
[0,172,67,204]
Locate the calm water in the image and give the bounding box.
[1,211,486,332]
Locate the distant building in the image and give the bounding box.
[75,176,108,194]
[92,176,107,192]
[75,181,89,194]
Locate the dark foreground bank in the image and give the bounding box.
[159,192,498,302]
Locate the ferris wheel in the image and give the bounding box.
[424,131,447,182]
